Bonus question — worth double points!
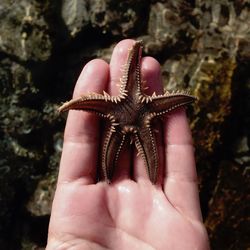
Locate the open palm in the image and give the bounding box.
[46,40,209,250]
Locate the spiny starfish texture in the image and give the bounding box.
[59,41,196,183]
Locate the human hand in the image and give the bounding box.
[46,40,210,250]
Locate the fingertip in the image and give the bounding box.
[112,39,136,57]
[73,58,109,97]
[165,108,193,145]
[84,58,109,74]
[65,58,110,140]
[141,56,163,94]
[109,39,136,95]
[141,57,161,74]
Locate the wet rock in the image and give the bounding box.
[141,1,196,54]
[234,136,250,165]
[27,175,56,216]
[0,59,40,106]
[2,106,42,140]
[89,0,147,37]
[0,0,52,61]
[0,156,16,248]
[0,139,46,249]
[205,160,250,250]
[159,0,250,157]
[61,0,89,37]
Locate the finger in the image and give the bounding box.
[58,59,109,185]
[108,39,136,181]
[133,56,164,185]
[163,109,203,221]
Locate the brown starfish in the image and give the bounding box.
[59,41,196,183]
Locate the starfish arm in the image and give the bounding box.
[148,94,196,117]
[58,92,120,116]
[134,127,158,183]
[119,41,143,97]
[102,127,126,182]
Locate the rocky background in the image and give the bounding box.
[0,0,249,249]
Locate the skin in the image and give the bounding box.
[46,39,210,250]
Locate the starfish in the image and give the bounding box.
[59,41,196,183]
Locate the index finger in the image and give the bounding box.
[58,59,109,185]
